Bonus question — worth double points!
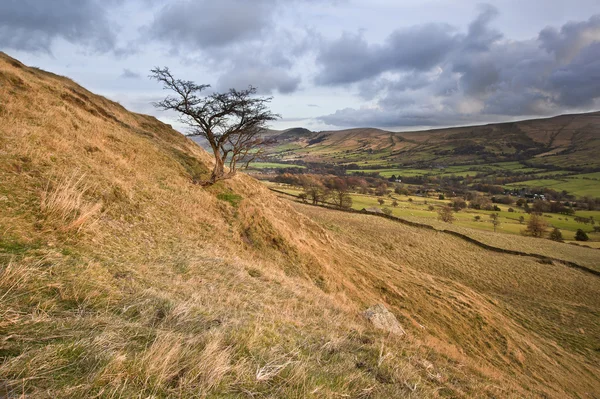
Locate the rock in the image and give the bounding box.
[362,207,384,214]
[363,304,406,336]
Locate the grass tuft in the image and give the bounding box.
[40,173,102,233]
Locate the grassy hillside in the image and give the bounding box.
[1,53,599,398]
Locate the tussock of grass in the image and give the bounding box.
[40,173,102,233]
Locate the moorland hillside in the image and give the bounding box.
[1,53,599,398]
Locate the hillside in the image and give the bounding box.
[1,53,599,398]
[264,112,600,170]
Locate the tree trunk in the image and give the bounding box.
[202,151,237,185]
[208,154,225,184]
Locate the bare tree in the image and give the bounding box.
[489,213,500,232]
[524,214,548,237]
[150,67,279,185]
[330,179,353,209]
[303,180,326,205]
[437,205,455,223]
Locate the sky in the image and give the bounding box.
[1,0,599,132]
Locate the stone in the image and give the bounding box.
[363,304,406,336]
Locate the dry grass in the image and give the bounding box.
[0,52,598,398]
[398,212,600,272]
[40,173,102,233]
[289,202,600,397]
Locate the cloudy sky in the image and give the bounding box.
[1,0,599,132]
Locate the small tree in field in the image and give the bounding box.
[303,179,325,205]
[575,229,589,241]
[330,178,353,209]
[392,200,399,207]
[549,228,563,242]
[378,198,385,206]
[519,215,525,224]
[490,213,500,232]
[150,67,279,185]
[524,214,548,237]
[437,206,455,223]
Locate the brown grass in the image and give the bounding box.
[0,51,598,398]
[40,173,102,233]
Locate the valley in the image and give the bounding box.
[1,53,599,398]
[232,115,600,247]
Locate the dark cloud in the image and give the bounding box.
[318,10,600,128]
[147,0,274,50]
[539,14,600,63]
[463,4,502,51]
[0,0,118,53]
[145,0,317,95]
[316,23,459,85]
[547,42,600,107]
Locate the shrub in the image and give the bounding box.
[452,198,467,212]
[382,207,393,216]
[575,229,589,241]
[437,206,455,223]
[549,228,563,242]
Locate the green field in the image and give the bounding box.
[266,182,600,243]
[248,162,306,169]
[506,175,600,197]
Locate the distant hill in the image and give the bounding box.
[264,113,600,170]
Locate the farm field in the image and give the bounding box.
[248,161,306,169]
[506,175,600,197]
[265,182,600,245]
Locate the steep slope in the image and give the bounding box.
[265,113,600,169]
[1,53,599,398]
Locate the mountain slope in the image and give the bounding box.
[265,113,600,169]
[1,53,599,398]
